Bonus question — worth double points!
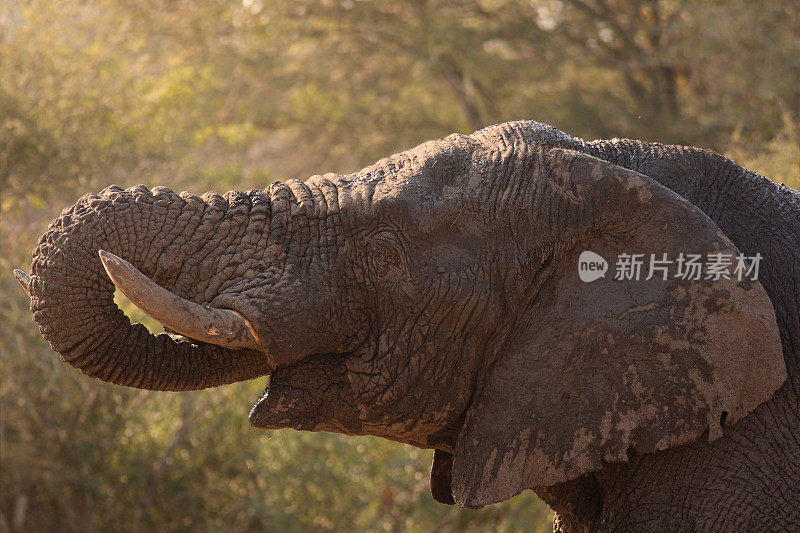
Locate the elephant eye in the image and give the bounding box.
[368,230,409,279]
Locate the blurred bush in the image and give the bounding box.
[1,0,797,531]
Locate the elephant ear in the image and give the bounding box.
[450,148,786,508]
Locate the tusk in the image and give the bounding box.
[98,250,261,350]
[13,269,32,297]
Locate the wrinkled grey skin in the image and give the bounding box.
[22,121,799,531]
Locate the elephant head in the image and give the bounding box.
[17,122,786,509]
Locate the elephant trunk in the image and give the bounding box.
[27,185,272,391]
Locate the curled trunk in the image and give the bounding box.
[27,185,272,391]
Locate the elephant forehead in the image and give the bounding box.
[338,135,481,211]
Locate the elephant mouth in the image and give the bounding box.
[247,372,317,431]
[249,366,302,430]
[248,352,361,433]
[247,357,308,430]
[249,379,273,424]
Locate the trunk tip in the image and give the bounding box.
[13,269,31,297]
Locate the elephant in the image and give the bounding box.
[14,120,799,531]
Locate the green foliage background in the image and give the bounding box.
[1,1,797,531]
